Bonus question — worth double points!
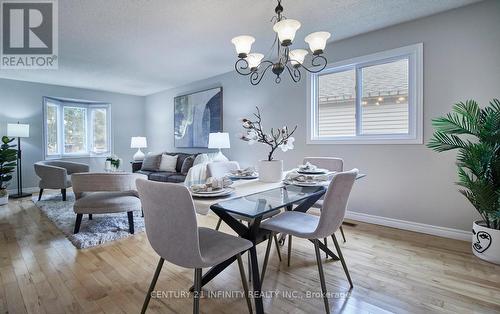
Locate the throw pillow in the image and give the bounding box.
[141,153,162,171]
[159,154,178,172]
[180,155,196,175]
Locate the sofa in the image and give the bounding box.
[133,152,198,183]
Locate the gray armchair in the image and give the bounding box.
[34,160,89,201]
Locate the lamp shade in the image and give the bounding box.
[304,31,331,54]
[7,123,29,138]
[231,35,255,58]
[130,137,147,148]
[246,53,264,70]
[273,19,301,46]
[208,132,230,149]
[289,49,308,67]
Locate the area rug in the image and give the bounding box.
[32,192,145,249]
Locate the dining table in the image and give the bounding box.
[188,173,365,314]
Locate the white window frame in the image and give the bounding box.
[43,97,112,159]
[307,43,423,144]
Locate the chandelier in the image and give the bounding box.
[231,0,331,85]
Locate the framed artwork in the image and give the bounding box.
[174,87,223,148]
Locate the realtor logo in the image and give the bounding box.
[1,0,58,69]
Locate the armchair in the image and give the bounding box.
[71,172,146,234]
[34,160,89,201]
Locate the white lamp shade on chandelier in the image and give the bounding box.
[246,53,265,69]
[289,49,308,67]
[272,19,301,45]
[131,137,147,161]
[231,35,255,57]
[304,31,331,54]
[7,123,30,138]
[208,132,231,150]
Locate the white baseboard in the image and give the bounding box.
[345,210,472,242]
[6,187,39,194]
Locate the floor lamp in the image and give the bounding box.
[7,123,30,198]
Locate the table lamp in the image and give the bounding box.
[208,132,230,160]
[7,122,30,198]
[131,137,147,161]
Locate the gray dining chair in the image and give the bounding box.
[260,169,358,314]
[207,161,240,178]
[136,179,253,314]
[209,161,283,263]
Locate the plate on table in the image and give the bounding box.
[297,169,328,175]
[283,179,330,187]
[191,187,235,198]
[228,175,258,180]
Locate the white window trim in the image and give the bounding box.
[43,97,112,159]
[307,43,423,145]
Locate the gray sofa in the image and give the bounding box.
[134,152,198,183]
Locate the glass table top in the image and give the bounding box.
[210,185,326,218]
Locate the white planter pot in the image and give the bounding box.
[258,160,283,183]
[0,192,8,206]
[472,220,500,265]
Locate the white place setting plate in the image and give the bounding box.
[228,175,259,180]
[297,168,329,175]
[283,179,330,187]
[190,187,235,198]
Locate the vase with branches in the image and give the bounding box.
[238,106,297,182]
[428,99,500,263]
[239,106,297,161]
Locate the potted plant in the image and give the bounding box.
[239,107,297,182]
[428,99,500,264]
[0,136,18,205]
[106,155,122,172]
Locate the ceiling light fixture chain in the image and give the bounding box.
[231,0,331,85]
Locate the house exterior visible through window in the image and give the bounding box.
[308,44,423,144]
[43,97,111,158]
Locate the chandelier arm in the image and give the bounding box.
[299,55,328,74]
[285,63,301,83]
[235,58,252,76]
[250,62,274,86]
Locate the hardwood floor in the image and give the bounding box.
[1,196,500,314]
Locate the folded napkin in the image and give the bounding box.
[298,162,318,172]
[231,167,257,177]
[285,171,333,183]
[191,177,233,192]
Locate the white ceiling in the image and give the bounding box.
[0,0,481,96]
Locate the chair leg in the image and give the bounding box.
[141,209,144,217]
[61,188,67,201]
[313,239,330,314]
[339,225,347,243]
[127,211,134,234]
[215,218,222,231]
[273,234,282,262]
[37,189,44,201]
[193,268,202,314]
[74,214,83,234]
[88,214,92,220]
[260,234,273,284]
[237,254,253,314]
[287,234,292,267]
[324,237,328,259]
[141,257,164,314]
[247,253,252,283]
[331,234,353,288]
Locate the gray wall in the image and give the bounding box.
[0,78,145,190]
[145,0,500,231]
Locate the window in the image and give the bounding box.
[43,97,111,158]
[309,43,423,144]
